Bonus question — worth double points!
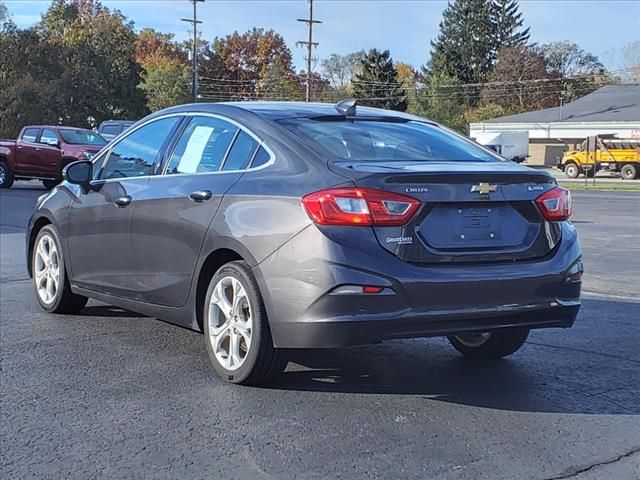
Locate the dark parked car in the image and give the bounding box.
[0,126,107,189]
[27,101,582,385]
[97,120,135,140]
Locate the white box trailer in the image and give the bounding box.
[474,131,529,163]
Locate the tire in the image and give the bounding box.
[564,162,579,179]
[620,163,638,181]
[447,328,529,359]
[203,261,287,385]
[42,179,60,190]
[32,225,88,314]
[0,160,14,188]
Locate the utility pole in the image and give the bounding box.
[297,0,322,102]
[181,0,204,103]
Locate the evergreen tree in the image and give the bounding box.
[427,0,530,85]
[492,0,530,49]
[352,49,407,111]
[427,0,495,85]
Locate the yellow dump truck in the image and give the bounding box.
[559,137,640,180]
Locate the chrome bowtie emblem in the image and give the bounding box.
[470,183,497,195]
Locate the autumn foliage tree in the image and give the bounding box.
[201,28,300,100]
[481,46,559,111]
[0,0,146,136]
[135,29,190,111]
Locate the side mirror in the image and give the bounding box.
[63,160,93,186]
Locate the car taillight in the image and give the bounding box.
[535,186,572,221]
[301,188,420,226]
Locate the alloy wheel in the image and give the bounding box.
[0,164,6,184]
[34,234,60,305]
[454,332,492,348]
[208,276,252,371]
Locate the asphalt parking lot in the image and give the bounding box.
[1,183,639,480]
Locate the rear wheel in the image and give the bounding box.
[447,328,529,359]
[203,261,287,385]
[564,162,579,179]
[32,225,88,313]
[620,163,638,180]
[0,161,14,188]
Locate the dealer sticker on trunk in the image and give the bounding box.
[386,236,413,245]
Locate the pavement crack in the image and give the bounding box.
[541,447,640,480]
[527,341,640,364]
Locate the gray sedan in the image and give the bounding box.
[26,100,582,385]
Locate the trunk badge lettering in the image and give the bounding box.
[405,187,428,193]
[470,183,497,195]
[527,185,544,191]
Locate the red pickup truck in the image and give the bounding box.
[0,126,107,189]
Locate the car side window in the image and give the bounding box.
[101,124,120,136]
[22,128,40,143]
[96,117,180,180]
[222,131,258,171]
[250,146,271,168]
[165,117,238,175]
[40,129,58,146]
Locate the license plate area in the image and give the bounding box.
[418,202,535,251]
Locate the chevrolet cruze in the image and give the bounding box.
[27,100,582,385]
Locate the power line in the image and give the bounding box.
[296,0,322,102]
[181,0,204,103]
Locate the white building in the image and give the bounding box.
[469,84,640,165]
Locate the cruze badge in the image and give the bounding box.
[470,183,497,195]
[405,187,429,193]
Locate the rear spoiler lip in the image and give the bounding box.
[328,161,555,185]
[382,172,555,185]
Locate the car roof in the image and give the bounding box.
[23,125,93,131]
[222,101,423,121]
[159,101,424,122]
[100,120,135,125]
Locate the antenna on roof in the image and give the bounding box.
[335,98,357,116]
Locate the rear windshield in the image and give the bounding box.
[59,129,107,146]
[278,118,499,163]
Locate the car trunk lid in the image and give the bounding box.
[329,160,561,263]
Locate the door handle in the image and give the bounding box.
[114,195,132,207]
[189,190,213,202]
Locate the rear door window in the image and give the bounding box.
[40,129,59,146]
[165,117,238,175]
[22,128,40,143]
[222,131,259,171]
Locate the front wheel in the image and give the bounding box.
[564,162,580,179]
[203,261,287,385]
[32,225,88,313]
[447,328,529,359]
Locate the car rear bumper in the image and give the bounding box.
[256,222,582,349]
[270,300,579,348]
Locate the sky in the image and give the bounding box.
[3,0,640,73]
